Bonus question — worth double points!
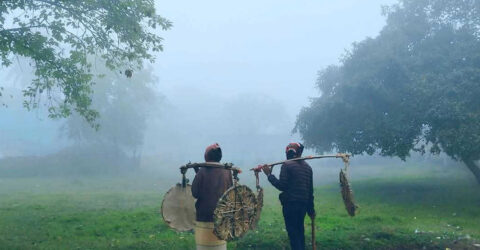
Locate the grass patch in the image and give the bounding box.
[0,174,479,249]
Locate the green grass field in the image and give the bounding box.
[0,169,479,249]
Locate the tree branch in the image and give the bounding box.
[0,25,47,34]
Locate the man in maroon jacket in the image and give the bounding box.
[192,143,232,250]
[262,142,315,250]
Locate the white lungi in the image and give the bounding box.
[195,221,227,250]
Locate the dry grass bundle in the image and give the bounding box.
[252,188,264,229]
[340,168,358,216]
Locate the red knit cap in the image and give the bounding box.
[285,142,304,157]
[204,143,222,162]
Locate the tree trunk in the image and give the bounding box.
[464,158,480,184]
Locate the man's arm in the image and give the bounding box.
[191,170,202,199]
[267,164,289,191]
[227,170,233,188]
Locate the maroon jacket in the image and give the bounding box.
[191,167,233,222]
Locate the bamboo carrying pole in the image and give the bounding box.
[250,153,350,172]
[180,162,242,172]
[179,162,242,188]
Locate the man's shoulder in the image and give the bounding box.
[283,160,312,171]
[281,161,295,168]
[283,159,307,166]
[198,167,228,173]
[302,160,312,167]
[195,168,206,176]
[301,161,313,171]
[281,161,299,172]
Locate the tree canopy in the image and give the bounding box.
[295,0,480,182]
[0,0,171,125]
[62,62,161,168]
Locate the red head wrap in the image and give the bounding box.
[204,143,222,162]
[285,142,304,158]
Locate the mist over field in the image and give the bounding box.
[0,0,440,176]
[1,0,480,249]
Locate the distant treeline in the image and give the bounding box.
[0,145,139,177]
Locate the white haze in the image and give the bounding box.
[0,0,399,171]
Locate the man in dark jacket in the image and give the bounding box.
[191,143,232,249]
[262,142,315,250]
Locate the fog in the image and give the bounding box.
[143,0,395,167]
[2,2,480,248]
[2,0,465,182]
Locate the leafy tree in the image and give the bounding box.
[295,0,480,183]
[0,0,171,125]
[62,63,161,168]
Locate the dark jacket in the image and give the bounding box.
[191,166,233,222]
[267,160,314,214]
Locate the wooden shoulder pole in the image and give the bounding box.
[250,153,350,172]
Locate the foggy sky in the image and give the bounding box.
[154,0,396,115]
[1,0,396,160]
[146,0,396,163]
